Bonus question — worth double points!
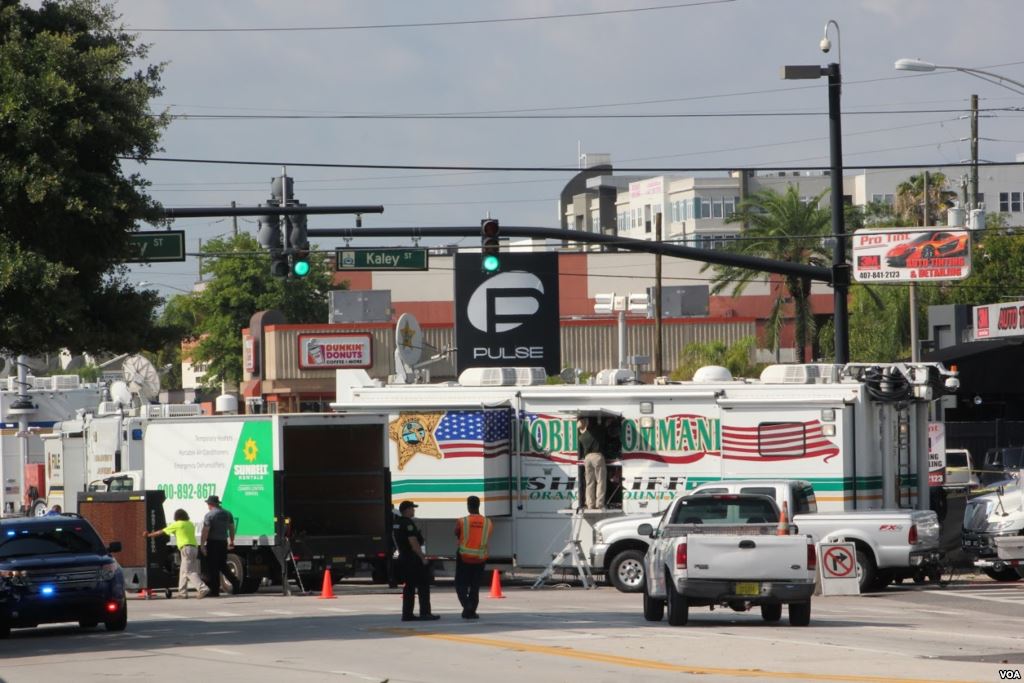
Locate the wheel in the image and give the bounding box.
[666,574,689,626]
[78,619,98,629]
[912,572,926,585]
[760,603,782,622]
[921,245,935,259]
[608,549,646,593]
[983,566,1022,582]
[788,600,811,626]
[30,499,48,517]
[104,602,127,632]
[856,549,879,592]
[642,583,664,622]
[223,553,244,594]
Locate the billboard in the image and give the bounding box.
[297,333,372,369]
[974,300,1024,340]
[852,228,971,283]
[454,252,560,375]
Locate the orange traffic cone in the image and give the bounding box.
[777,501,791,536]
[318,568,336,599]
[488,569,505,599]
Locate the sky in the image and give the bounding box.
[100,0,1024,296]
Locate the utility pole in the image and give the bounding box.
[231,200,239,236]
[970,94,979,210]
[910,172,929,363]
[654,213,663,378]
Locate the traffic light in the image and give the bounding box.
[480,218,500,273]
[288,210,310,278]
[257,209,289,278]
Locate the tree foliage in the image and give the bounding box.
[670,336,763,381]
[0,0,171,354]
[706,186,831,362]
[894,172,956,226]
[165,234,339,388]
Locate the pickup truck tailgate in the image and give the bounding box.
[687,535,810,581]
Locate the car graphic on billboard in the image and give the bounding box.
[884,230,969,268]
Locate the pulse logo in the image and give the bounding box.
[467,271,545,334]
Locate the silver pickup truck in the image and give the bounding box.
[640,493,816,626]
[594,479,941,593]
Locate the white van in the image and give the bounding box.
[945,448,979,490]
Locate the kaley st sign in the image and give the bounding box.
[454,252,560,375]
[852,228,971,283]
[298,333,372,370]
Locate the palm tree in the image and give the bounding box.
[704,186,831,363]
[894,172,956,226]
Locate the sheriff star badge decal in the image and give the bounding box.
[389,413,443,470]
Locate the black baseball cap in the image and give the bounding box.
[399,500,418,512]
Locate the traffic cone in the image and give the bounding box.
[488,569,505,599]
[777,501,791,536]
[318,568,336,599]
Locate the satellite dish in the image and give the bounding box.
[122,355,161,402]
[395,313,423,367]
[110,381,133,407]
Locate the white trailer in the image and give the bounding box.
[331,362,957,572]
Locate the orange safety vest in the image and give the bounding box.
[456,514,493,563]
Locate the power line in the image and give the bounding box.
[127,0,735,33]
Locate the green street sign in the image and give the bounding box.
[335,248,429,271]
[127,230,186,263]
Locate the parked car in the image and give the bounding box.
[0,514,126,638]
[979,447,1024,488]
[944,448,980,490]
[885,230,969,267]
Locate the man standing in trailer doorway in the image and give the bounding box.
[578,417,607,510]
[453,495,493,619]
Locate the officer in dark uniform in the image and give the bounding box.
[394,500,440,622]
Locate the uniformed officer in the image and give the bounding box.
[394,500,440,621]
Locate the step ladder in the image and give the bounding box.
[532,509,595,589]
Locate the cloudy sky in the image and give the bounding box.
[108,0,1024,294]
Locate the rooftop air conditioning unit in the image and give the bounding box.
[147,403,204,418]
[458,367,518,387]
[594,368,635,386]
[692,365,733,383]
[759,364,840,385]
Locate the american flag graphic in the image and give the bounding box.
[721,421,838,461]
[435,409,511,459]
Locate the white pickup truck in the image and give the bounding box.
[640,493,816,626]
[594,479,941,593]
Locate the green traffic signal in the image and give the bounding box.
[481,254,500,273]
[292,258,311,277]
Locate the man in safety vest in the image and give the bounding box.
[453,495,493,619]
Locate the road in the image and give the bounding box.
[1,576,1022,683]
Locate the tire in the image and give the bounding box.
[789,600,811,626]
[104,602,127,632]
[760,603,782,622]
[642,583,664,622]
[30,499,48,517]
[856,549,878,593]
[608,549,646,593]
[79,619,98,629]
[666,574,689,626]
[983,566,1022,582]
[223,553,244,594]
[921,245,935,259]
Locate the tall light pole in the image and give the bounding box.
[782,20,849,364]
[895,58,1024,212]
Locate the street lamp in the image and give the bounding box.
[781,19,849,364]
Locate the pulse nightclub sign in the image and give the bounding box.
[454,253,560,375]
[852,228,971,283]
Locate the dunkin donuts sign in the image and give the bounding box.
[298,333,373,369]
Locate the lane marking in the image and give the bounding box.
[208,611,240,617]
[263,609,294,615]
[319,607,355,613]
[151,613,186,620]
[375,628,978,683]
[204,647,242,656]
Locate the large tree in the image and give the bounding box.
[894,172,956,226]
[174,233,338,389]
[705,185,832,362]
[0,0,169,354]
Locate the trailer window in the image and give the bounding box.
[757,422,806,458]
[794,485,817,514]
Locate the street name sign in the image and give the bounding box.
[126,230,186,263]
[335,248,429,271]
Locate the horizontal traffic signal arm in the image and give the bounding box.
[308,225,833,283]
[161,205,384,219]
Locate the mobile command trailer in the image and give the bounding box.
[331,363,957,572]
[138,413,392,591]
